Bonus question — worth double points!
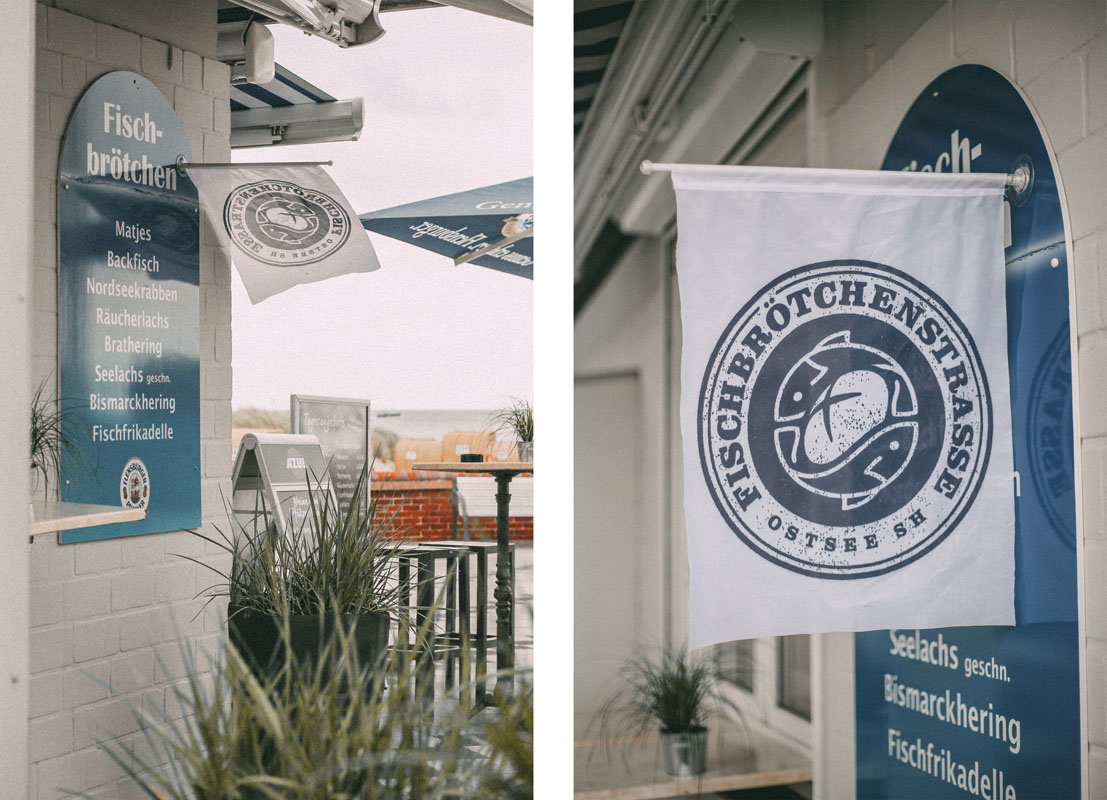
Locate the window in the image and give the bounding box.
[710,639,754,692]
[777,635,811,719]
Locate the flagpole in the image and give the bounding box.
[176,156,334,173]
[639,159,1032,193]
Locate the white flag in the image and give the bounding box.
[190,165,380,303]
[673,165,1014,646]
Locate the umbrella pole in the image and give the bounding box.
[454,229,534,266]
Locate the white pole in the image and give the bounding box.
[640,159,1032,192]
[175,156,334,172]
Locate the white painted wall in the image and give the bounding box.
[50,0,217,58]
[809,2,1107,797]
[574,237,670,720]
[27,4,232,797]
[574,372,644,715]
[0,3,37,798]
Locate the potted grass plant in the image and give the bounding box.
[481,681,534,799]
[29,378,82,500]
[490,398,533,462]
[591,648,745,777]
[191,461,403,680]
[75,622,533,799]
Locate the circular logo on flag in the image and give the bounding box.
[698,260,992,578]
[223,180,351,266]
[120,457,150,510]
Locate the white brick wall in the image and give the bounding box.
[29,4,232,798]
[814,1,1107,796]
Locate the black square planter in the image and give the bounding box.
[227,603,391,682]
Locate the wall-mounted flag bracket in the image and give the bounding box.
[176,156,334,175]
[641,159,1034,195]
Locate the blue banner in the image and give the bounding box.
[359,177,534,279]
[855,65,1081,799]
[854,65,1080,800]
[58,71,201,542]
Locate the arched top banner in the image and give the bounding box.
[60,70,196,202]
[58,71,201,542]
[856,64,1081,800]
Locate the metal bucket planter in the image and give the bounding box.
[228,603,391,683]
[516,441,533,462]
[661,726,707,776]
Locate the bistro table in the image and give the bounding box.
[412,461,532,698]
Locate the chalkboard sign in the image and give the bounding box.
[290,395,371,516]
[230,433,336,538]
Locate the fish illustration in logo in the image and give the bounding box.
[224,180,350,266]
[255,197,321,244]
[773,331,919,510]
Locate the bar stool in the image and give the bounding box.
[392,543,469,701]
[432,540,515,704]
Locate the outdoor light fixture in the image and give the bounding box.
[218,19,276,84]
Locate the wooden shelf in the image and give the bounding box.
[29,501,145,537]
[574,730,811,799]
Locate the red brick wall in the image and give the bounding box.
[371,471,534,542]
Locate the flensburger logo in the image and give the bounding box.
[698,260,992,578]
[120,457,150,510]
[223,180,350,266]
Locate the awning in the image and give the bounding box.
[220,1,530,50]
[432,0,532,25]
[230,64,363,148]
[574,0,633,137]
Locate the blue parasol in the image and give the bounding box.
[359,177,533,279]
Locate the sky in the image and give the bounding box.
[230,8,533,411]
